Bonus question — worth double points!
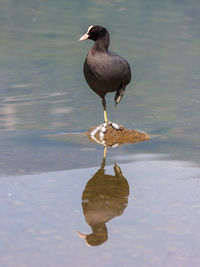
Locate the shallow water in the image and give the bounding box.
[0,0,200,266]
[1,158,200,266]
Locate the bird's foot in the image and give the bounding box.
[110,122,121,130]
[90,122,107,137]
[90,121,121,138]
[89,122,122,148]
[90,123,106,146]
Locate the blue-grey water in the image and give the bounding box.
[0,0,200,266]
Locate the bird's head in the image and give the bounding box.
[79,25,109,42]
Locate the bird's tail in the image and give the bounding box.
[115,85,125,107]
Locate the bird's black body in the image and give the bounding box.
[80,25,131,122]
[84,43,131,99]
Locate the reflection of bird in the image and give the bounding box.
[79,25,131,123]
[78,147,129,246]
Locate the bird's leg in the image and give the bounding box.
[102,97,108,123]
[90,96,121,138]
[90,98,108,138]
[102,97,121,130]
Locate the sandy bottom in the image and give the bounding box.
[85,124,150,147]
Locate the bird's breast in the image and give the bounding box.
[86,53,130,80]
[83,50,131,97]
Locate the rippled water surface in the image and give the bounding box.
[0,0,200,266]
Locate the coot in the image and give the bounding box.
[79,25,131,124]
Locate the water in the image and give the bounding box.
[0,0,200,266]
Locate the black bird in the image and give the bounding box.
[79,25,131,124]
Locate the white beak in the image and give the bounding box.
[79,33,89,42]
[79,25,94,42]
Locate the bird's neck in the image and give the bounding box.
[93,33,110,52]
